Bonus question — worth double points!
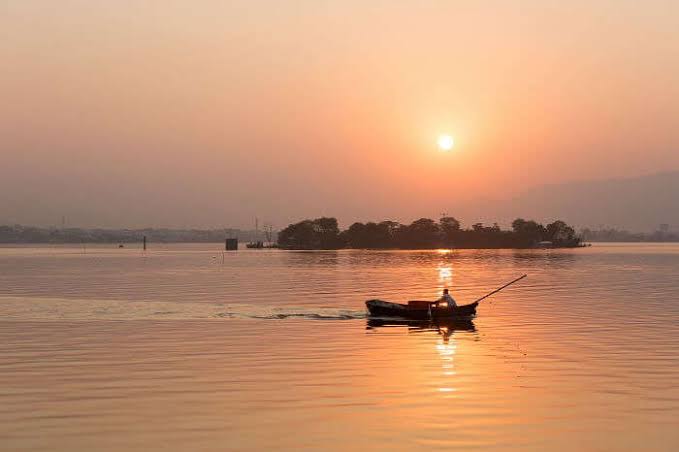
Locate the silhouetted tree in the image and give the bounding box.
[277,220,317,249]
[314,217,342,249]
[278,217,343,249]
[397,218,441,248]
[545,220,579,246]
[342,220,401,248]
[512,218,546,247]
[439,216,461,247]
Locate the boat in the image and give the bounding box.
[366,274,528,320]
[366,299,478,320]
[246,218,278,249]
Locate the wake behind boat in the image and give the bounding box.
[366,274,527,320]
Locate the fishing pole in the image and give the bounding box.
[472,274,527,304]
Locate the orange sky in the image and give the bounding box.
[2,1,679,228]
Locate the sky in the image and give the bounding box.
[2,0,679,229]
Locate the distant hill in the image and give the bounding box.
[459,171,679,233]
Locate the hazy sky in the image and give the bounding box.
[2,0,679,228]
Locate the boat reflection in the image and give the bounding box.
[366,317,476,342]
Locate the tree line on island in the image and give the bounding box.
[277,217,582,250]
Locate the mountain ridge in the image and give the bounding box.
[457,171,679,232]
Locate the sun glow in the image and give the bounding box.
[437,134,454,151]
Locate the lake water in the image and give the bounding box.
[1,243,678,451]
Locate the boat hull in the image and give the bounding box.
[366,317,476,335]
[366,299,478,320]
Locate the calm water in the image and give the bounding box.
[1,244,678,451]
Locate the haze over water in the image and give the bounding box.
[1,243,678,450]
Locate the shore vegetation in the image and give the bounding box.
[277,217,582,250]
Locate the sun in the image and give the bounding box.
[437,134,454,151]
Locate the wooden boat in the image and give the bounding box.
[365,299,478,320]
[365,274,527,321]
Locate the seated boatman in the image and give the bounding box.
[438,288,458,308]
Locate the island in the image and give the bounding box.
[277,217,582,250]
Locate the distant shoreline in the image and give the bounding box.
[3,224,677,246]
[0,225,266,245]
[4,242,679,250]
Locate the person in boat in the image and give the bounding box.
[437,288,457,308]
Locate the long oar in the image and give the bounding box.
[472,274,527,304]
